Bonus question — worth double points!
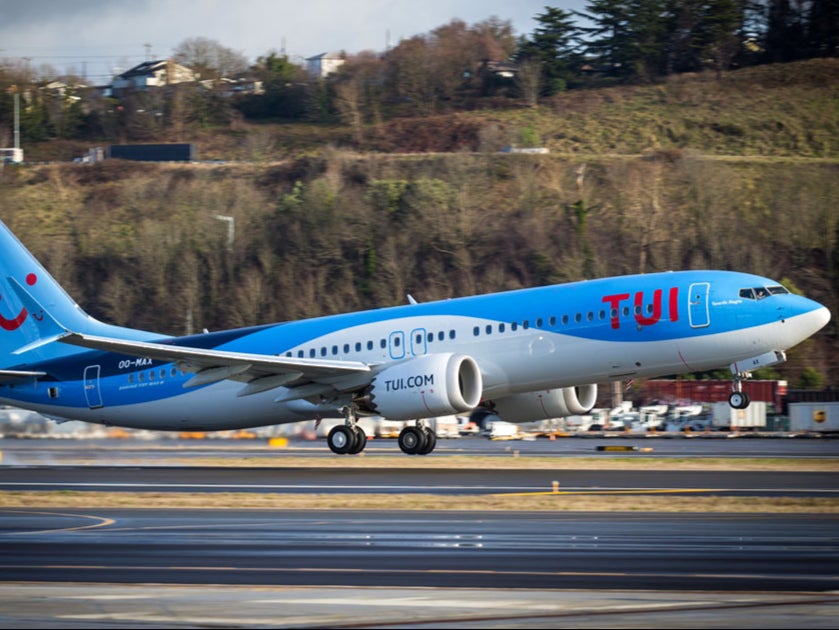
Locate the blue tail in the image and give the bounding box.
[0,219,122,365]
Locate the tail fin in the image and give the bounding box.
[0,219,100,363]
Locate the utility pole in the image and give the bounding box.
[11,87,19,150]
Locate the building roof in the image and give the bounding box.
[119,60,171,79]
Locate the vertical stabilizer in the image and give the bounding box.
[0,220,102,363]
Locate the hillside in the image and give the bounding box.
[2,60,838,389]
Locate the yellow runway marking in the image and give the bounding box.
[1,509,116,535]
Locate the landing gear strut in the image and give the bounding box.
[728,351,786,410]
[398,420,437,455]
[327,406,367,455]
[728,373,751,410]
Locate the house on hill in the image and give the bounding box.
[306,52,346,78]
[112,59,196,93]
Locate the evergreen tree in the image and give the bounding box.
[579,0,673,81]
[579,0,637,79]
[807,0,839,57]
[701,0,749,76]
[764,0,808,62]
[515,7,584,94]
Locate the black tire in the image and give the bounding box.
[327,425,354,455]
[417,426,437,455]
[398,426,427,455]
[348,424,367,454]
[729,391,750,410]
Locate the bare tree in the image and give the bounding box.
[173,37,249,80]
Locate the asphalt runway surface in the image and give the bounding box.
[3,433,839,462]
[1,436,838,628]
[2,465,838,498]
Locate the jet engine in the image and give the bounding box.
[487,384,598,423]
[359,353,482,420]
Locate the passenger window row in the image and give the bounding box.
[471,303,656,337]
[285,329,459,359]
[128,367,183,383]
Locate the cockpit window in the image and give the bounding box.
[739,285,789,300]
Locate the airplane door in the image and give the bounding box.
[688,282,710,328]
[83,365,104,409]
[410,328,428,356]
[388,331,406,360]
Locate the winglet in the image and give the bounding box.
[6,276,71,354]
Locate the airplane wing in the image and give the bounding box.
[59,331,372,397]
[7,277,373,400]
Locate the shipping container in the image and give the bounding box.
[710,401,767,429]
[788,402,839,432]
[640,379,786,411]
[107,143,196,162]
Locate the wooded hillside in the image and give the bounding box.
[1,60,837,389]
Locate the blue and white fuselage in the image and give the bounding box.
[0,219,829,454]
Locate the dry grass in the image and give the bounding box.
[2,452,837,513]
[2,491,837,513]
[34,452,839,472]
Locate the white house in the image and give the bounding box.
[306,52,346,78]
[112,59,196,93]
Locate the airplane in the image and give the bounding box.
[0,218,830,455]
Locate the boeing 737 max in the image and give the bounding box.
[0,219,830,454]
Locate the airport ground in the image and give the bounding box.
[1,434,838,628]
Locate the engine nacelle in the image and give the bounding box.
[361,353,482,420]
[489,385,598,423]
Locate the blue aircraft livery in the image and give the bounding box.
[0,218,830,454]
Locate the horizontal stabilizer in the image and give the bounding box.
[0,369,48,384]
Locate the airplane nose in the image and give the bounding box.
[815,305,831,330]
[799,304,831,337]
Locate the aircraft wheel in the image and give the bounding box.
[398,426,427,455]
[348,424,367,454]
[417,427,437,455]
[729,391,750,410]
[327,425,354,455]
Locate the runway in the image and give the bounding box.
[1,508,838,627]
[1,436,838,628]
[2,433,839,462]
[2,465,838,497]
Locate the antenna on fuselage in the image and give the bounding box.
[407,294,418,305]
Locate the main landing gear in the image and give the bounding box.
[325,407,438,455]
[398,419,436,456]
[326,406,367,455]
